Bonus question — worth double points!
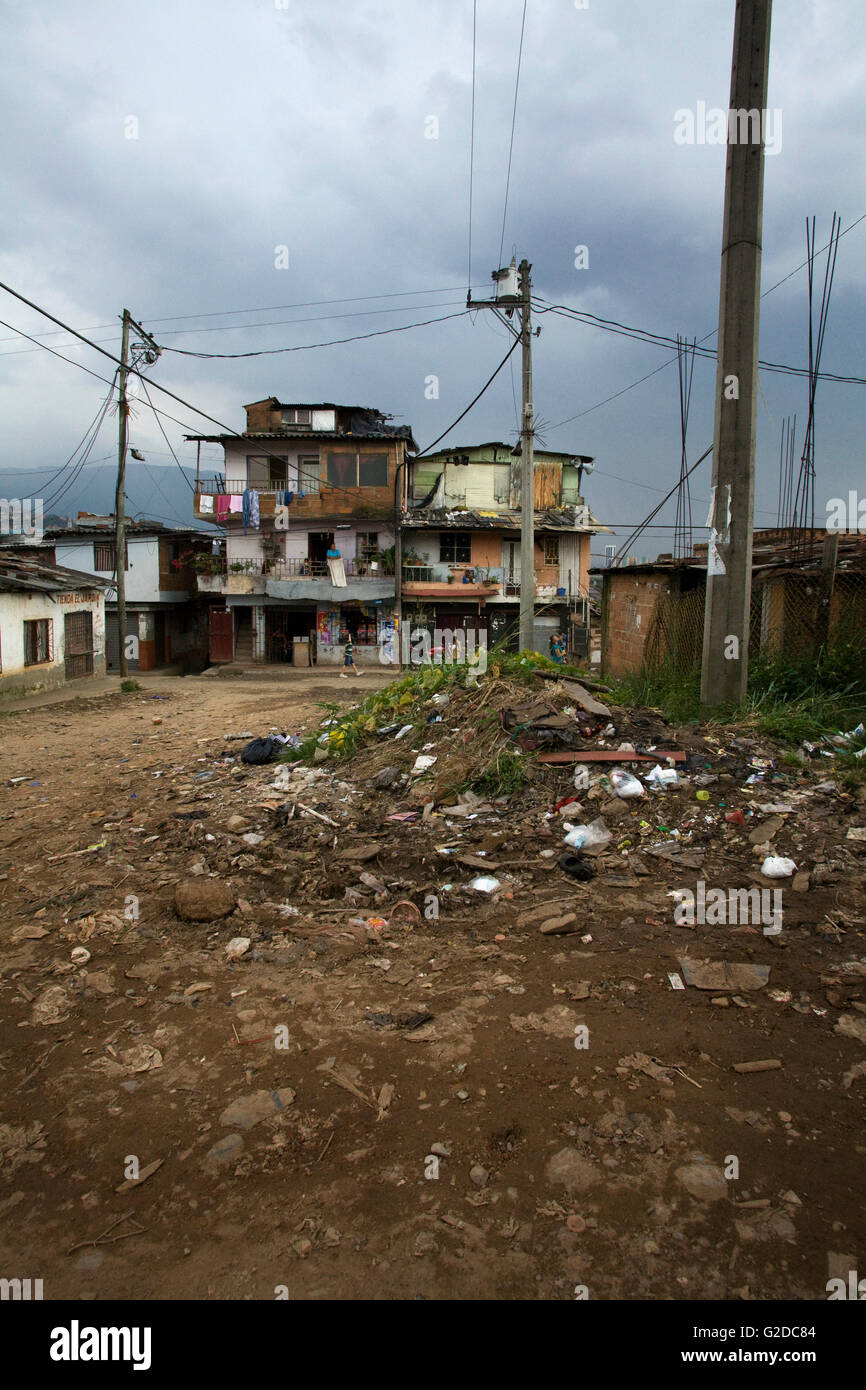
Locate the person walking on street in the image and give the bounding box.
[340,634,361,678]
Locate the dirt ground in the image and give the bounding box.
[0,671,864,1302]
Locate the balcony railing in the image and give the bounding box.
[402,564,505,586]
[201,556,394,581]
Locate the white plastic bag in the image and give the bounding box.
[610,768,644,799]
[760,856,796,878]
[563,817,612,850]
[573,765,590,791]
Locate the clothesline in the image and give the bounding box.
[196,488,303,529]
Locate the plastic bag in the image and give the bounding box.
[610,768,644,799]
[563,817,612,850]
[241,736,280,765]
[760,856,797,878]
[573,766,590,791]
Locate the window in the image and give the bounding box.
[543,536,559,565]
[358,453,388,487]
[93,542,128,571]
[247,455,287,489]
[326,452,389,488]
[281,408,311,426]
[439,532,472,564]
[356,532,379,557]
[24,618,52,665]
[297,456,320,495]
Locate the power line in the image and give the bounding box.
[538,300,866,384]
[0,314,233,440]
[542,210,866,432]
[0,298,475,357]
[0,285,490,348]
[498,0,528,269]
[162,308,471,360]
[0,283,242,435]
[468,0,477,295]
[137,377,195,493]
[414,335,521,457]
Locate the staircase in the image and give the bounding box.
[234,618,253,664]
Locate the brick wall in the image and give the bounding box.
[602,572,674,675]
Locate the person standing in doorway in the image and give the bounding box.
[340,634,361,678]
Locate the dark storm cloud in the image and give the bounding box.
[0,0,863,549]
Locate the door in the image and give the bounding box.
[64,611,94,680]
[503,540,520,595]
[308,531,335,574]
[209,608,234,663]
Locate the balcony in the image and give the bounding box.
[195,555,396,602]
[193,477,391,524]
[401,563,504,599]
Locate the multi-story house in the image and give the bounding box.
[401,442,608,659]
[49,515,213,671]
[189,399,416,666]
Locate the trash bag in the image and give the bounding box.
[559,852,595,881]
[241,736,280,765]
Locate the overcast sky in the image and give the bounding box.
[1,0,863,559]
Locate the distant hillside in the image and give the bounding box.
[0,463,202,529]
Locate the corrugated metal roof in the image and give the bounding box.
[403,506,609,533]
[0,552,111,595]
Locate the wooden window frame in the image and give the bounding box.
[24,617,53,666]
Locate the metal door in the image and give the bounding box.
[209,608,234,663]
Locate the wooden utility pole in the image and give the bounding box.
[114,309,131,678]
[700,0,773,709]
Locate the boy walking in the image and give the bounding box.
[340,635,361,678]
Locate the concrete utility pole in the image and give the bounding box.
[114,311,161,679]
[700,0,773,709]
[518,258,535,653]
[467,256,536,652]
[114,309,131,678]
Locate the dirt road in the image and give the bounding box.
[0,674,863,1301]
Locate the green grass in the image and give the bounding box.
[469,748,530,797]
[120,679,141,693]
[605,635,866,746]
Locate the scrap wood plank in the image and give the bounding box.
[559,680,612,717]
[537,750,686,764]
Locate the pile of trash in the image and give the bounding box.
[233,657,865,927]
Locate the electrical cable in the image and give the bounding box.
[498,0,528,270]
[468,0,477,295]
[414,335,521,457]
[161,308,471,360]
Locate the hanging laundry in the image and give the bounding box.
[198,494,214,514]
[228,495,243,512]
[250,490,260,528]
[242,489,251,530]
[216,495,231,521]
